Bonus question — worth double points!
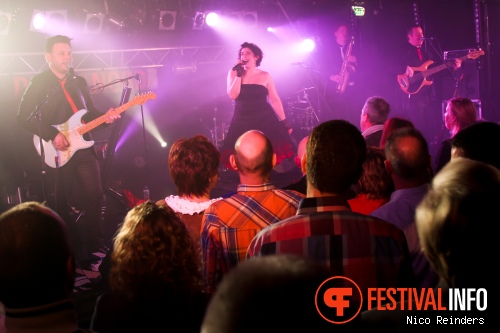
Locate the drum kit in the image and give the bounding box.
[285,87,320,133]
[198,106,229,150]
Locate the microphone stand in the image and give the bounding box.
[89,74,149,198]
[136,76,150,198]
[101,81,132,188]
[295,62,327,122]
[89,75,138,93]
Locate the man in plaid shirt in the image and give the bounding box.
[247,120,416,309]
[201,130,304,294]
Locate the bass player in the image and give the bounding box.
[396,25,461,140]
[17,35,120,272]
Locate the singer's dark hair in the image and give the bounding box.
[45,35,72,53]
[238,42,263,67]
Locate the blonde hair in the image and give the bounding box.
[416,158,500,288]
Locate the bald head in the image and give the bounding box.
[294,136,309,171]
[297,136,308,160]
[230,130,275,179]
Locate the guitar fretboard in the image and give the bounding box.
[409,52,482,84]
[76,92,155,135]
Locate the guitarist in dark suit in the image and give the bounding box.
[17,35,120,272]
[397,25,461,141]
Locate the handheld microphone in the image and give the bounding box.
[419,37,434,40]
[232,60,248,71]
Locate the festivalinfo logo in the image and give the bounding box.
[315,276,488,326]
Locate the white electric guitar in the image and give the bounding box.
[33,91,156,168]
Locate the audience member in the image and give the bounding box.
[201,130,304,294]
[102,136,223,291]
[434,97,477,174]
[451,121,500,169]
[360,96,391,147]
[348,146,394,214]
[201,254,359,333]
[282,135,308,194]
[379,116,415,149]
[361,158,495,331]
[90,202,207,333]
[0,202,85,333]
[371,127,439,288]
[247,120,415,311]
[157,135,223,253]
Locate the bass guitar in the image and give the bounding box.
[33,91,156,168]
[397,49,484,95]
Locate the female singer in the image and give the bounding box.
[220,42,295,171]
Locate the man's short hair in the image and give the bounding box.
[307,120,366,194]
[0,202,74,309]
[363,96,391,125]
[45,35,72,53]
[201,255,334,333]
[384,127,430,181]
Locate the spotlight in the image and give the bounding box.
[301,38,316,52]
[83,13,104,34]
[192,11,205,30]
[159,10,176,30]
[29,10,45,31]
[241,11,258,28]
[161,141,167,148]
[225,11,258,29]
[48,10,67,27]
[29,10,67,32]
[267,27,274,32]
[205,12,220,27]
[0,11,12,36]
[225,11,241,22]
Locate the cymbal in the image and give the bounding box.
[293,87,315,94]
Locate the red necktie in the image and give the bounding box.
[61,80,79,113]
[417,48,423,62]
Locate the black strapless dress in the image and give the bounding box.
[220,84,296,168]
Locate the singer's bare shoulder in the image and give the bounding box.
[261,70,275,85]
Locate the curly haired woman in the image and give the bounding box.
[90,202,208,333]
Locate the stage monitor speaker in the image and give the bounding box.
[442,49,480,100]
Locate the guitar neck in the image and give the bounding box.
[422,54,471,77]
[76,100,135,135]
